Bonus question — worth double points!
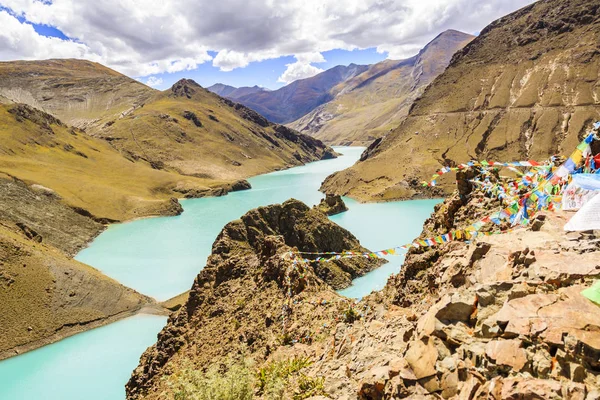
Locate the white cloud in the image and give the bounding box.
[277,52,327,84]
[0,0,537,78]
[145,76,163,87]
[277,61,324,85]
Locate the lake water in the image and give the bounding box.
[0,147,440,399]
[0,315,166,400]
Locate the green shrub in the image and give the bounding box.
[294,375,326,400]
[343,306,360,323]
[165,358,253,400]
[256,356,313,398]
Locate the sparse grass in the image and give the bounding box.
[165,356,326,400]
[166,358,254,400]
[256,356,313,398]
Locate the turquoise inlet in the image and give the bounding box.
[0,315,166,400]
[75,147,364,301]
[75,147,439,301]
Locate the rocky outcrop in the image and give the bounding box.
[315,194,348,216]
[322,0,600,201]
[126,199,382,399]
[173,179,252,199]
[129,179,600,399]
[295,191,600,398]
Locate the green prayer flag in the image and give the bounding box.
[582,281,600,306]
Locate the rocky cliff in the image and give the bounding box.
[126,199,381,399]
[129,188,600,399]
[322,0,600,201]
[290,30,474,146]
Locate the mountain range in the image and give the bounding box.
[209,30,474,145]
[208,63,369,125]
[322,0,600,201]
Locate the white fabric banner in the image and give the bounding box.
[564,193,600,231]
[562,181,599,211]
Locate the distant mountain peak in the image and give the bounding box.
[170,79,203,99]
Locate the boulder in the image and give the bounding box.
[485,339,528,371]
[404,337,438,380]
[435,292,477,323]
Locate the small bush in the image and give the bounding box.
[294,375,326,400]
[343,306,360,323]
[257,356,312,397]
[165,358,253,400]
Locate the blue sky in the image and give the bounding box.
[0,0,537,91]
[148,48,389,90]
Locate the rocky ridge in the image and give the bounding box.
[130,186,600,399]
[126,199,382,399]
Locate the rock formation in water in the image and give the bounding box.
[129,181,600,398]
[289,30,474,146]
[322,0,600,201]
[126,199,382,399]
[315,194,348,216]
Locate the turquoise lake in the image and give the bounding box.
[0,315,167,400]
[0,147,440,399]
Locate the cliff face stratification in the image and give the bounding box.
[126,199,381,399]
[322,0,600,201]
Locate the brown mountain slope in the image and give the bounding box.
[0,172,153,360]
[227,64,369,124]
[290,30,474,145]
[0,59,154,132]
[322,0,600,201]
[95,79,335,182]
[0,60,334,185]
[0,103,205,222]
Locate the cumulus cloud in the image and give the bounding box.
[277,52,326,84]
[145,76,163,87]
[0,0,536,78]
